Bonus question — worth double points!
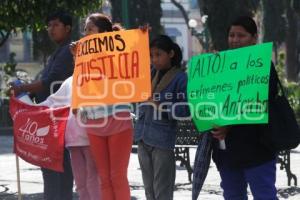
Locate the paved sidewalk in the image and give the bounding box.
[0,135,300,200]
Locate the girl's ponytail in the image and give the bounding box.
[171,42,182,68]
[150,35,182,68]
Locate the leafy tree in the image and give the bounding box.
[262,0,300,81]
[0,0,103,47]
[197,0,300,81]
[261,0,285,44]
[197,0,260,50]
[3,53,17,76]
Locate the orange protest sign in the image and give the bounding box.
[71,29,151,108]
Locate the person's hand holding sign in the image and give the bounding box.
[69,41,78,57]
[139,24,151,33]
[211,126,230,140]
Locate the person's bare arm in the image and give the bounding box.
[11,80,45,96]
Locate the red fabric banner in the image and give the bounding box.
[9,97,69,172]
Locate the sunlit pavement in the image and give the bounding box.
[1,135,300,200]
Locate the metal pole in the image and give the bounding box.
[203,23,209,51]
[16,155,22,200]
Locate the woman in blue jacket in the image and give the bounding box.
[134,35,189,200]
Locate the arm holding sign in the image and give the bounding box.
[72,13,133,200]
[172,72,190,118]
[69,41,77,57]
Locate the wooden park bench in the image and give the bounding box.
[175,120,298,186]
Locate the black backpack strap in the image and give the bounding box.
[272,62,286,98]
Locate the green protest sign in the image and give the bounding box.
[187,43,273,132]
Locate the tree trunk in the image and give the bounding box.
[0,31,11,47]
[197,0,259,50]
[170,0,205,47]
[285,2,299,81]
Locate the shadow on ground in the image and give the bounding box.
[0,192,138,200]
[278,187,300,199]
[0,193,78,200]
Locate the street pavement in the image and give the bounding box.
[0,135,300,200]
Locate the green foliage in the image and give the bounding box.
[275,51,286,80]
[0,0,103,46]
[0,0,103,31]
[3,53,17,76]
[0,53,17,98]
[198,0,260,50]
[275,51,300,118]
[0,55,32,98]
[197,0,299,83]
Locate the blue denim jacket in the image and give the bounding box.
[134,71,189,150]
[35,39,74,103]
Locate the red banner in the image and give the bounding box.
[9,97,69,172]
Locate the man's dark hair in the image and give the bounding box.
[229,16,257,36]
[46,11,72,27]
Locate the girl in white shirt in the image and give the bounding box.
[38,77,101,200]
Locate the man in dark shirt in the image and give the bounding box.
[12,11,74,200]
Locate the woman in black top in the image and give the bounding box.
[212,16,278,200]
